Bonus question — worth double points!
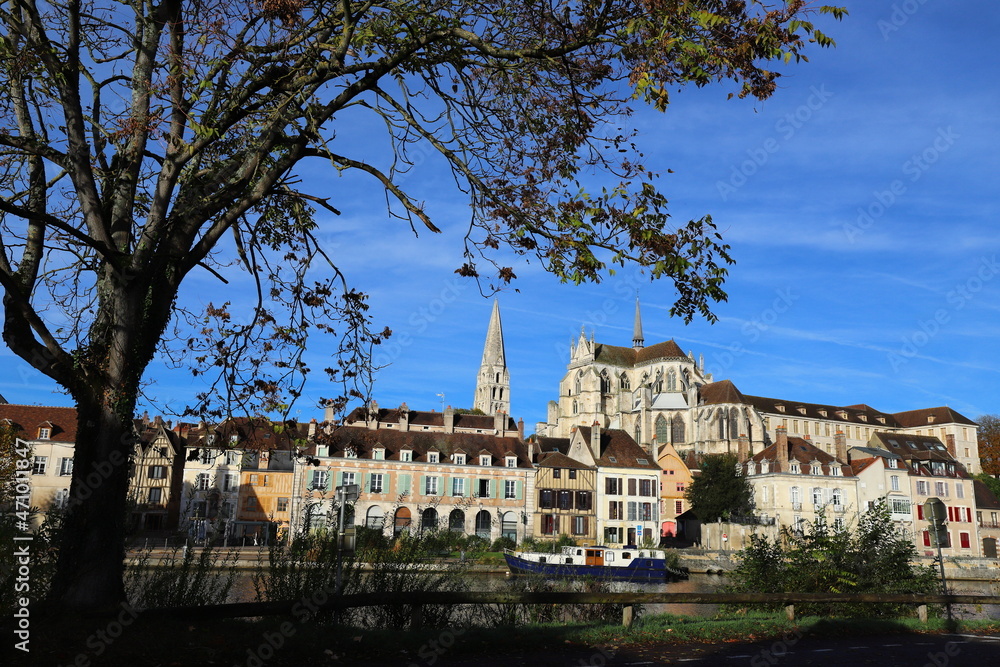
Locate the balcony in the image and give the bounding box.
[979,521,1000,529]
[832,504,845,513]
[791,502,802,511]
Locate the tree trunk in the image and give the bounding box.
[47,399,136,612]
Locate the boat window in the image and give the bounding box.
[539,557,546,563]
[577,549,583,556]
[565,558,573,564]
[606,553,614,562]
[622,552,632,559]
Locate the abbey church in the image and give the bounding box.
[481,299,980,476]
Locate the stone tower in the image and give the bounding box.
[474,299,510,415]
[632,296,644,350]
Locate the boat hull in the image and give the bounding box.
[504,552,685,582]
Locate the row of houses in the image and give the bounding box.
[3,397,998,558]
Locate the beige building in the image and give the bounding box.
[0,404,78,516]
[656,441,694,538]
[746,428,857,533]
[300,404,534,543]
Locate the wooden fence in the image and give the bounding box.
[139,591,1000,627]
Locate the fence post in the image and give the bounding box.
[410,604,423,630]
[622,605,635,628]
[917,604,928,624]
[784,604,795,622]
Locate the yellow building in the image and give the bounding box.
[656,441,693,538]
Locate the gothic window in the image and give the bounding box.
[619,373,630,390]
[634,419,641,444]
[671,415,685,444]
[655,415,668,445]
[729,408,740,439]
[572,400,578,414]
[653,369,663,393]
[600,371,611,394]
[574,372,582,395]
[667,369,676,392]
[718,413,726,439]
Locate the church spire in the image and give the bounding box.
[632,294,644,350]
[474,300,510,415]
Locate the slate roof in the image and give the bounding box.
[344,407,517,431]
[700,380,748,405]
[0,404,79,442]
[973,480,1000,510]
[574,426,660,470]
[182,417,306,453]
[750,436,852,476]
[538,451,595,470]
[592,340,688,368]
[892,406,977,427]
[312,426,532,468]
[534,436,571,456]
[746,396,898,427]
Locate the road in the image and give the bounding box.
[365,633,1000,667]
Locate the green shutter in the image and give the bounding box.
[515,480,523,500]
[399,474,411,495]
[335,472,343,488]
[362,472,369,492]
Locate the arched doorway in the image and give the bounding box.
[394,507,412,535]
[365,506,384,529]
[500,511,518,542]
[449,509,465,533]
[421,507,438,533]
[475,510,492,539]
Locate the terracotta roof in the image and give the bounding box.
[0,404,78,442]
[750,436,852,476]
[891,406,976,427]
[973,480,1000,510]
[184,417,306,452]
[313,426,532,468]
[574,426,660,470]
[700,380,748,405]
[538,451,595,470]
[592,339,688,367]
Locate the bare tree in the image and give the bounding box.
[0,0,843,611]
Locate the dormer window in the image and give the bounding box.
[831,466,841,476]
[797,406,806,415]
[776,404,786,413]
[859,414,867,422]
[928,415,936,424]
[372,448,385,461]
[229,434,239,444]
[344,448,357,458]
[818,410,828,418]
[836,410,847,420]
[761,461,770,474]
[505,456,517,468]
[428,452,439,464]
[38,427,51,440]
[887,458,898,469]
[479,455,491,467]
[400,450,412,462]
[877,416,886,424]
[453,453,466,465]
[790,463,800,474]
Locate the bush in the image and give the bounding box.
[553,533,576,550]
[722,501,939,617]
[490,536,516,552]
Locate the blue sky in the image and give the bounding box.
[4,2,998,431]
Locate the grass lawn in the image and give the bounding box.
[14,609,999,666]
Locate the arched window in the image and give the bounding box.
[572,399,578,414]
[634,419,641,444]
[619,373,630,390]
[475,510,492,538]
[729,408,740,438]
[790,486,801,505]
[671,415,685,444]
[667,369,676,392]
[574,371,582,395]
[449,509,465,533]
[394,507,412,535]
[655,414,668,444]
[501,511,518,541]
[600,370,611,394]
[366,506,385,529]
[718,413,726,439]
[653,369,663,393]
[421,507,438,532]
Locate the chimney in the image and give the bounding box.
[945,433,956,458]
[399,402,410,432]
[153,414,162,427]
[324,400,336,424]
[308,418,317,438]
[443,405,454,434]
[517,417,524,441]
[835,431,847,463]
[367,399,379,429]
[591,421,602,460]
[737,434,749,464]
[494,410,506,434]
[776,427,788,470]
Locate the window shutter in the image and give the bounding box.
[628,478,637,495]
[515,480,522,500]
[399,474,411,495]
